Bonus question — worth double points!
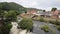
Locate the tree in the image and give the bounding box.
[51,8,57,11]
[0,10,17,34]
[43,10,46,12]
[0,22,12,34]
[3,10,17,22]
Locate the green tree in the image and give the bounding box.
[0,10,17,34]
[43,10,45,12]
[3,10,17,22]
[51,8,57,11]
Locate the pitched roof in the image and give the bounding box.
[58,10,60,11]
[37,11,52,16]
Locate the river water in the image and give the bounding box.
[10,22,34,34]
[10,22,19,34]
[33,21,60,34]
[9,17,60,34]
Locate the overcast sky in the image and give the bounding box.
[0,0,60,11]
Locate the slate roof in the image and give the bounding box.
[37,11,52,16]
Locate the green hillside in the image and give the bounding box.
[0,2,42,14]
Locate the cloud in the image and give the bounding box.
[0,0,60,11]
[19,1,38,7]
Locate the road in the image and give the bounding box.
[33,21,60,34]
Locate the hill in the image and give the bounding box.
[0,2,42,14]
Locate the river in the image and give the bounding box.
[9,17,60,34]
[33,21,60,34]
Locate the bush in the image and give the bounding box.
[41,25,49,32]
[56,26,60,31]
[49,20,59,25]
[5,23,12,34]
[54,20,59,25]
[49,20,55,24]
[0,22,12,34]
[50,29,56,34]
[39,17,44,22]
[44,19,49,23]
[18,18,33,31]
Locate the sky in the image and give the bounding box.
[0,0,60,11]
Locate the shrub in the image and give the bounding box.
[50,29,56,34]
[0,22,12,34]
[41,25,49,32]
[18,18,33,31]
[44,19,49,23]
[49,20,55,24]
[49,20,59,25]
[56,26,60,31]
[39,17,44,22]
[5,23,12,34]
[54,20,59,25]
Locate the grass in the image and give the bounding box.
[41,25,49,32]
[56,26,60,31]
[50,28,57,34]
[40,25,57,34]
[39,17,44,22]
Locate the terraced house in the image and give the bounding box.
[27,8,38,15]
[51,10,60,18]
[33,10,60,19]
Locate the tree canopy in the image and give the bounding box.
[51,8,57,11]
[0,2,27,14]
[0,10,17,34]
